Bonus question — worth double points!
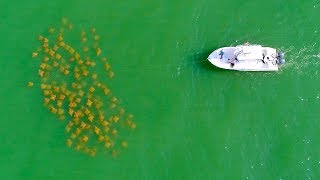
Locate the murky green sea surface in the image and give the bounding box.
[1,0,320,179]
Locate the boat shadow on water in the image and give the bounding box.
[200,59,229,72]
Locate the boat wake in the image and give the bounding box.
[280,43,320,77]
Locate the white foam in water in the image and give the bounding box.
[282,43,320,77]
[313,53,320,58]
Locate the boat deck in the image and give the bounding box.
[207,45,279,71]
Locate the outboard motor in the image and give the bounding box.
[276,52,285,65]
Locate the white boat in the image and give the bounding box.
[207,43,285,71]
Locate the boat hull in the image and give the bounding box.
[207,45,279,71]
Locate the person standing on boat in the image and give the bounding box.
[219,50,224,59]
[230,61,235,68]
[229,58,235,68]
[262,54,266,64]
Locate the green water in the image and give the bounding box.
[1,0,320,179]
